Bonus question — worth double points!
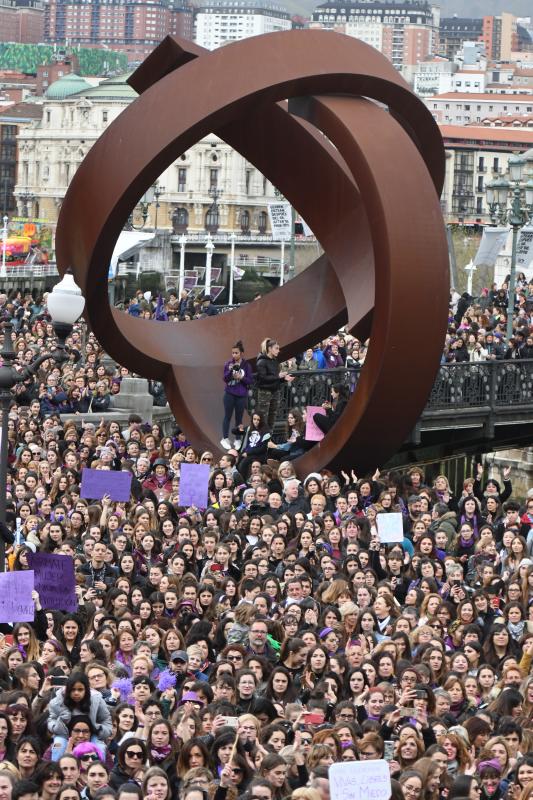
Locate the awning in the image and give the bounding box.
[109,231,155,277]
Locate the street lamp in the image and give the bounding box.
[126,184,160,231]
[18,189,35,218]
[1,215,7,278]
[484,154,533,342]
[0,269,86,571]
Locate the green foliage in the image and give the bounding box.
[0,43,127,76]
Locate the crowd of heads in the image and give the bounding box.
[1,282,533,800]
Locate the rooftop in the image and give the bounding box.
[440,123,533,144]
[431,91,533,101]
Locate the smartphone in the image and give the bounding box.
[51,676,68,687]
[302,712,325,725]
[384,741,395,762]
[399,708,416,718]
[221,716,239,728]
[414,690,426,699]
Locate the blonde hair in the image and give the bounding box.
[261,338,278,354]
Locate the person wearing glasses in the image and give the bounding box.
[108,739,147,791]
[399,771,424,800]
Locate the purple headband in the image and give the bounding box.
[319,627,334,639]
[478,759,501,774]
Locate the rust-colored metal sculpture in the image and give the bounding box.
[55,30,449,475]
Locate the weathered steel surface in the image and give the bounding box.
[55,30,449,474]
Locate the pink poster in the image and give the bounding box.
[305,406,327,441]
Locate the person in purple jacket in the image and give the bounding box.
[221,340,253,450]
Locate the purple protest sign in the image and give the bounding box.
[0,571,34,622]
[28,552,77,612]
[81,468,132,502]
[305,406,327,441]
[179,463,210,509]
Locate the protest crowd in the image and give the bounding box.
[0,275,533,800]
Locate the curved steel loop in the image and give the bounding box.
[55,30,449,473]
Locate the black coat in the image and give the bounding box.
[255,353,281,391]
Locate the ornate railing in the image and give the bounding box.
[427,360,533,410]
[248,360,533,434]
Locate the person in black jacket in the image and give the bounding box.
[312,384,349,435]
[255,338,294,428]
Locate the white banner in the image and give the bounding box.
[268,202,291,241]
[516,226,533,270]
[473,227,509,268]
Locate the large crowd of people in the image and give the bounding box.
[0,280,533,800]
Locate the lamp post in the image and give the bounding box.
[229,231,236,305]
[153,184,165,234]
[485,154,533,342]
[178,234,187,297]
[464,260,476,295]
[205,234,214,295]
[1,215,7,278]
[0,270,85,571]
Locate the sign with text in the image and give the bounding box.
[516,226,533,269]
[268,202,292,241]
[376,512,404,543]
[329,760,391,800]
[0,571,34,622]
[179,463,210,509]
[28,552,77,612]
[305,406,326,441]
[81,468,132,502]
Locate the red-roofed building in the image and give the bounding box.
[438,123,533,226]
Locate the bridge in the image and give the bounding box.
[251,360,533,470]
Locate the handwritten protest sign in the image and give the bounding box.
[305,406,327,441]
[0,571,34,622]
[28,552,77,612]
[376,512,404,543]
[179,463,210,509]
[329,760,391,800]
[81,468,132,502]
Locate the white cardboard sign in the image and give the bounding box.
[376,512,404,543]
[330,760,391,800]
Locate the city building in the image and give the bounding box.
[413,57,456,97]
[194,0,291,50]
[0,0,45,44]
[310,0,438,77]
[438,17,483,60]
[427,92,533,125]
[0,101,42,216]
[439,124,533,225]
[0,71,37,104]
[44,0,194,64]
[13,72,315,284]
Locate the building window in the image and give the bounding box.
[178,168,187,192]
[172,206,188,233]
[205,206,219,232]
[240,209,250,233]
[258,210,267,233]
[209,168,218,189]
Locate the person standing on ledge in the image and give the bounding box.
[221,340,253,450]
[255,338,294,429]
